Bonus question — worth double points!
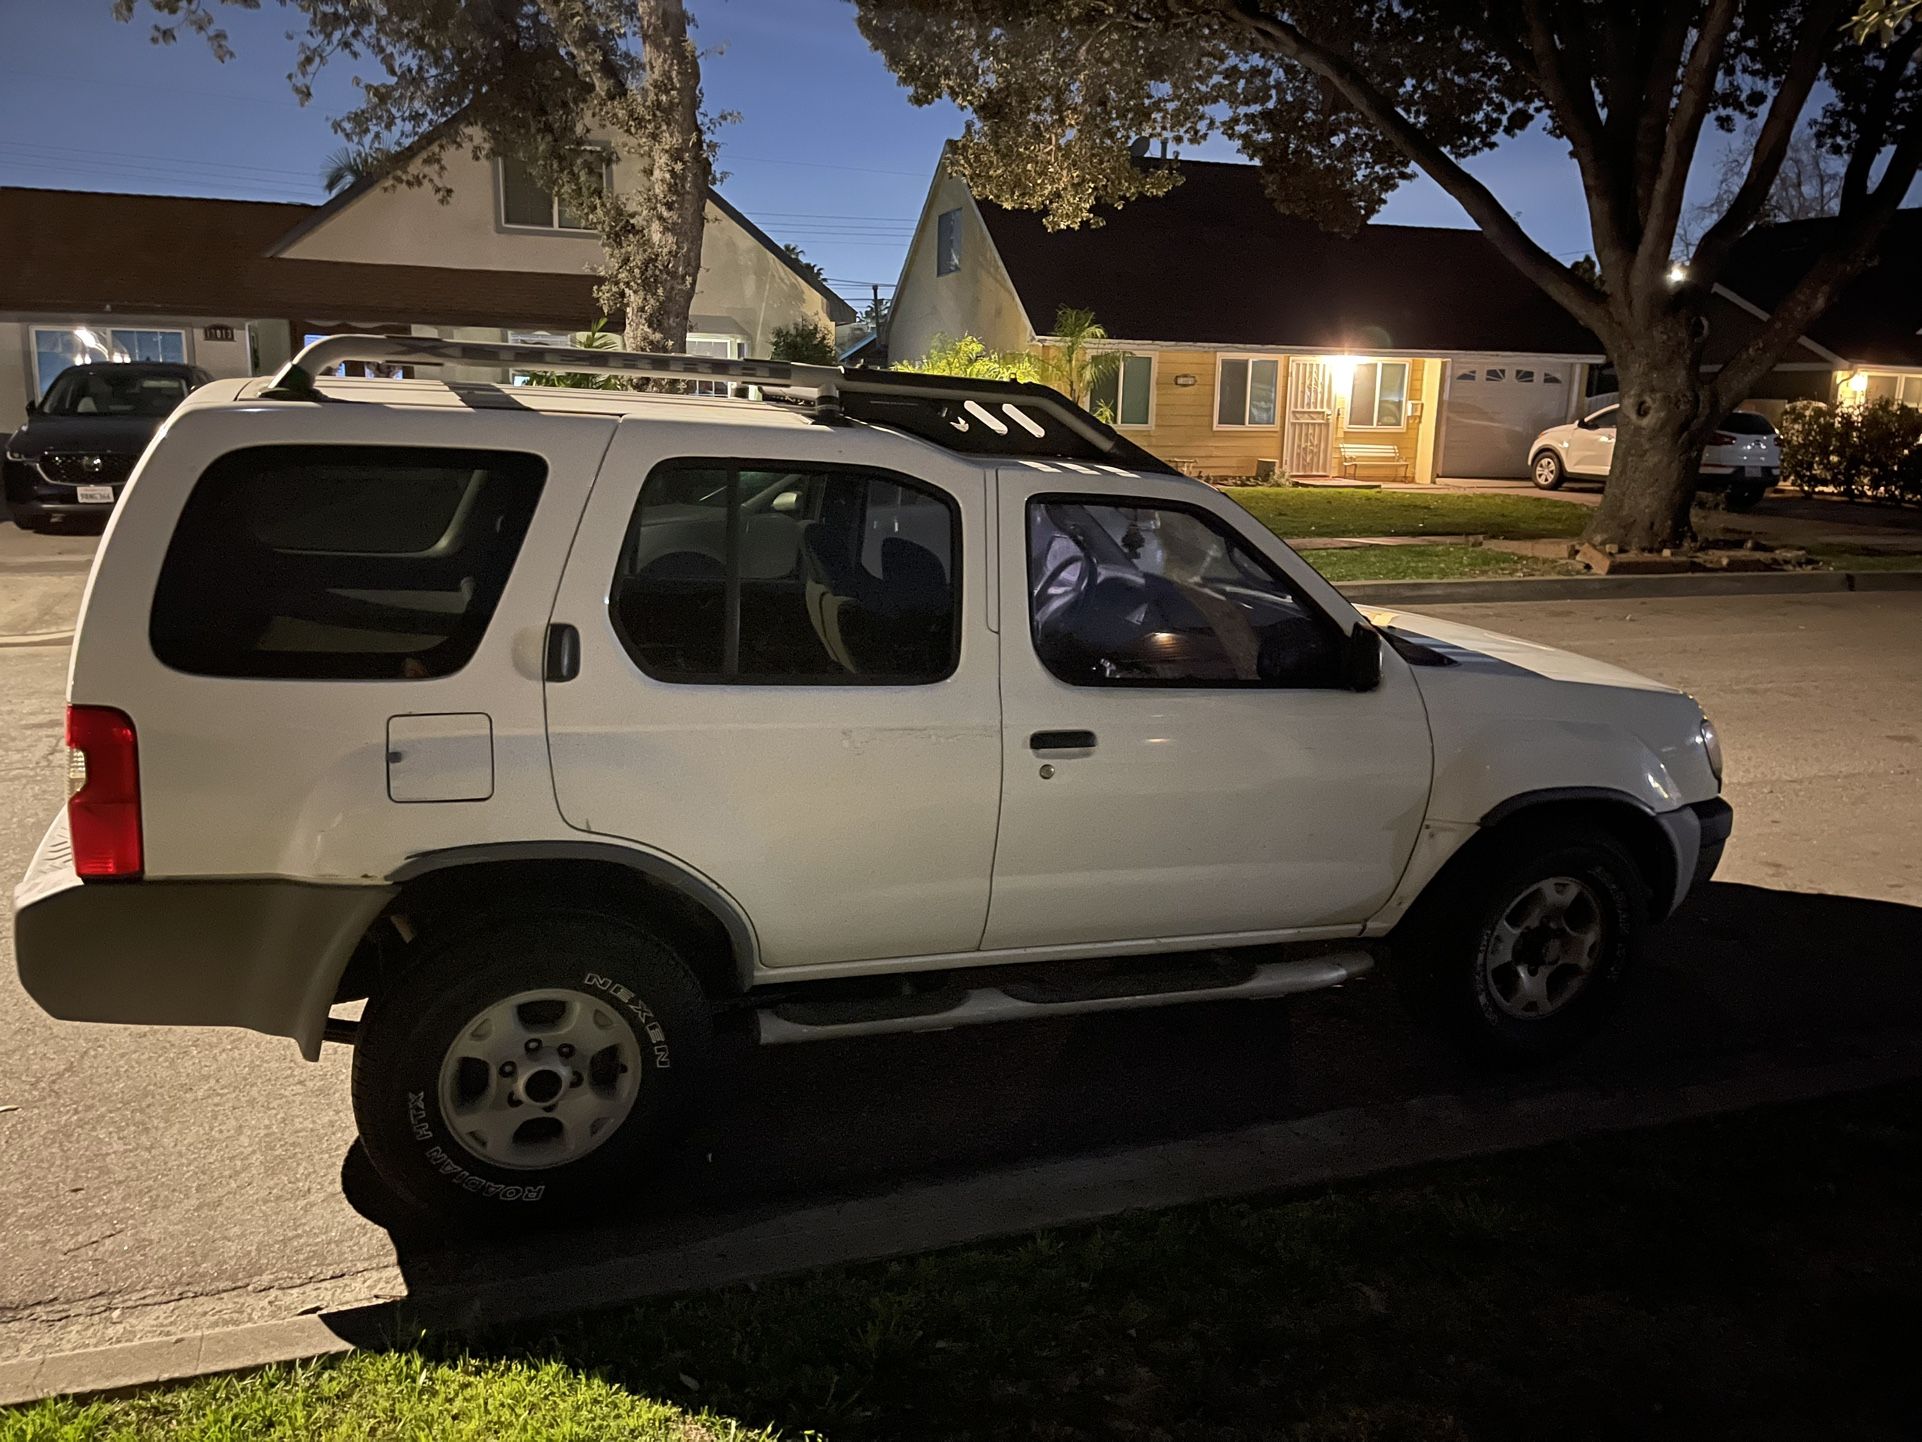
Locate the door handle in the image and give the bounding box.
[1030,729,1097,752]
[544,623,580,683]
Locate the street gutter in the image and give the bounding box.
[3,1031,1917,1410]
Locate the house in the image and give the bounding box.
[888,156,1605,481]
[1,135,852,429]
[1718,208,1922,414]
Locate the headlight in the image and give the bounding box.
[1699,716,1723,787]
[3,448,29,463]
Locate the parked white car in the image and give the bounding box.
[1530,403,1781,510]
[13,337,1731,1220]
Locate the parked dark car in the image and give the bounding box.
[4,362,212,531]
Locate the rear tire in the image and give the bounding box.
[1530,452,1566,490]
[351,908,714,1223]
[1725,482,1765,511]
[1395,823,1647,1062]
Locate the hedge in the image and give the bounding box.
[1778,398,1922,504]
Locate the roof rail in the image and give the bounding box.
[262,334,1179,474]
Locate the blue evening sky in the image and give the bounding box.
[1,0,1738,314]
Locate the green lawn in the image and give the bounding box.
[11,1083,1919,1442]
[1230,485,1591,541]
[1304,543,1578,584]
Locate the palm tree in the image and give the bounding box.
[1043,306,1119,410]
[320,146,384,194]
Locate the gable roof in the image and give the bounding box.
[0,186,603,329]
[268,124,854,325]
[1719,209,1922,368]
[972,158,1601,357]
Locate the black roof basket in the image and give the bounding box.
[262,334,1181,476]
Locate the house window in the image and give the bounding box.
[936,209,961,276]
[32,326,186,396]
[506,330,577,386]
[685,334,746,397]
[1089,353,1153,427]
[1216,356,1279,427]
[1862,372,1922,406]
[1348,360,1409,428]
[498,153,606,231]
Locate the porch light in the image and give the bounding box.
[1846,370,1869,396]
[1667,263,1689,285]
[1325,354,1358,394]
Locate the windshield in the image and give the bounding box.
[39,369,192,418]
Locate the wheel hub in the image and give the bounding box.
[436,987,642,1170]
[1481,876,1606,1021]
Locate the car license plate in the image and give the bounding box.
[77,485,114,504]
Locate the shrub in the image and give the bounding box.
[769,320,836,365]
[1778,398,1922,504]
[893,333,1042,383]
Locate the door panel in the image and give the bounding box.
[985,472,1433,951]
[1284,359,1334,477]
[545,420,1003,970]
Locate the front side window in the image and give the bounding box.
[499,153,606,231]
[1349,360,1409,428]
[1089,352,1153,427]
[936,208,961,275]
[612,460,958,684]
[1217,357,1279,427]
[151,446,546,679]
[1585,405,1619,430]
[1028,498,1339,688]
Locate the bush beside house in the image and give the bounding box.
[1779,399,1922,504]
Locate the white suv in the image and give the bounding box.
[13,337,1732,1220]
[1530,403,1781,510]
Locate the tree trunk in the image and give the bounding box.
[1583,311,1710,553]
[602,0,709,360]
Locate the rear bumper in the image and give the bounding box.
[12,812,395,1060]
[1654,797,1733,915]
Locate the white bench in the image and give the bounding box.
[1338,443,1412,481]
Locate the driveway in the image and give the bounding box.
[0,591,1918,1362]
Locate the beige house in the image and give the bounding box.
[1,133,851,429]
[889,157,1609,482]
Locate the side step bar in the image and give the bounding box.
[753,951,1372,1045]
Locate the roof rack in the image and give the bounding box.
[262,334,1179,475]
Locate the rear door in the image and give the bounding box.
[544,418,1002,971]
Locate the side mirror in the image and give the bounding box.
[771,490,801,516]
[1575,414,1594,430]
[1342,622,1383,692]
[23,400,37,416]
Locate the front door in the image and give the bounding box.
[1566,404,1617,477]
[545,419,1003,970]
[984,470,1433,951]
[1284,359,1335,477]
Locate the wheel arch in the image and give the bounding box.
[1393,789,1682,938]
[329,844,758,1036]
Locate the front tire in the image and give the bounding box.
[1396,824,1647,1062]
[1530,451,1566,490]
[352,908,714,1222]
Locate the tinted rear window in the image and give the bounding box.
[1719,411,1777,435]
[151,445,545,679]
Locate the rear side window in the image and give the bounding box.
[610,459,957,684]
[150,445,545,679]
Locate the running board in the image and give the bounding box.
[753,951,1373,1045]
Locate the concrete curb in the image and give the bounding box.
[3,1032,1917,1410]
[1345,567,1922,606]
[0,630,74,650]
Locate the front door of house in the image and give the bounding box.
[1284,360,1335,477]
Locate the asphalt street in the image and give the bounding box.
[2,583,1919,1362]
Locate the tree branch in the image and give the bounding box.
[1628,3,1697,218]
[1518,0,1634,272]
[1708,116,1922,413]
[1842,21,1922,206]
[1218,0,1612,337]
[1691,0,1860,278]
[1631,0,1741,300]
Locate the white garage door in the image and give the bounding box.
[1439,359,1582,479]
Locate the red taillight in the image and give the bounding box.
[66,705,142,879]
